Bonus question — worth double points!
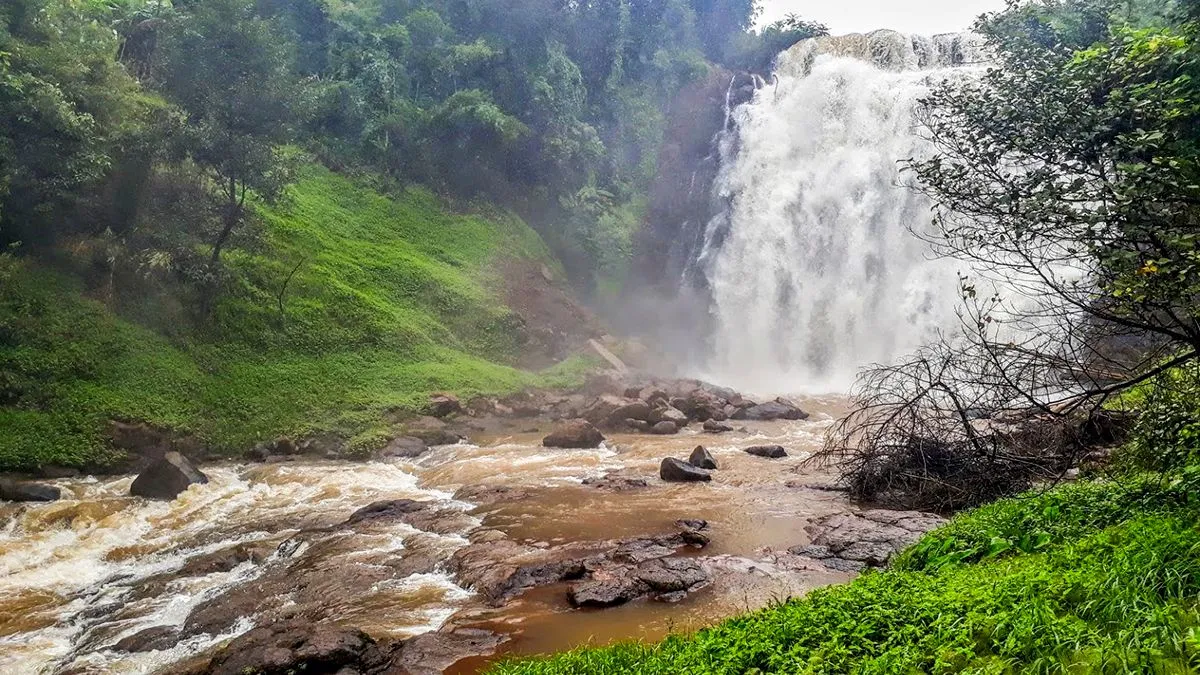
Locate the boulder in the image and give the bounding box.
[639,388,670,406]
[681,389,727,422]
[112,625,180,653]
[582,395,631,426]
[744,445,788,459]
[568,578,646,608]
[543,420,605,449]
[660,458,711,482]
[406,416,463,446]
[795,510,947,570]
[0,479,61,502]
[702,419,735,433]
[688,446,718,470]
[635,556,709,593]
[649,406,689,427]
[129,452,208,500]
[650,421,679,435]
[199,619,388,675]
[608,400,654,425]
[377,436,428,459]
[733,397,810,421]
[427,393,463,418]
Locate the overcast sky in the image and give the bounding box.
[755,0,1010,35]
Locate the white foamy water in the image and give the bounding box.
[696,31,987,393]
[0,462,472,674]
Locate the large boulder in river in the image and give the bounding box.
[744,445,788,459]
[543,420,605,449]
[688,446,718,470]
[733,397,810,421]
[582,395,631,426]
[649,405,689,427]
[703,419,735,433]
[660,457,711,482]
[198,618,389,675]
[680,389,728,422]
[130,451,208,500]
[0,479,61,502]
[650,421,679,435]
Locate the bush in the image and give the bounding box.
[1119,362,1200,472]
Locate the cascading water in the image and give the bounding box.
[695,31,987,393]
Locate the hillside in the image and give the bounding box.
[0,166,597,472]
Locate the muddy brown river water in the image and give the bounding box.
[0,396,858,674]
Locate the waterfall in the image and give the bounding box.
[695,31,986,393]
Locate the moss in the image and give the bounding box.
[0,166,596,471]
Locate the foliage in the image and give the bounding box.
[1118,362,1200,471]
[0,167,591,471]
[490,475,1200,675]
[0,0,151,244]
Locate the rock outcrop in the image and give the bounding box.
[542,419,605,449]
[733,397,810,421]
[660,457,712,482]
[129,451,208,500]
[0,479,61,502]
[792,509,947,571]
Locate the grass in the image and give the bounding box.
[489,472,1200,675]
[0,166,596,471]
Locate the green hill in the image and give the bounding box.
[0,166,593,472]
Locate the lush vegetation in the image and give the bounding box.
[0,167,594,471]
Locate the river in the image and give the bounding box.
[0,396,857,674]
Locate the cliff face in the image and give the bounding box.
[632,68,756,294]
[614,68,758,370]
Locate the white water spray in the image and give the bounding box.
[697,31,986,393]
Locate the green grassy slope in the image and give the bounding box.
[491,474,1200,674]
[0,166,593,471]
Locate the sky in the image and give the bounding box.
[755,0,1010,35]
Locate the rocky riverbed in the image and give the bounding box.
[0,378,945,674]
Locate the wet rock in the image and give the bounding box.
[795,509,947,570]
[130,452,208,500]
[543,419,605,449]
[608,400,653,425]
[702,419,735,433]
[733,397,810,421]
[744,445,787,459]
[454,484,534,506]
[176,541,277,577]
[650,421,679,435]
[680,389,728,422]
[640,388,670,406]
[376,436,428,459]
[650,406,689,427]
[582,473,650,491]
[427,393,463,418]
[112,625,180,653]
[624,418,651,432]
[582,395,632,427]
[635,557,709,594]
[199,618,389,675]
[391,628,507,675]
[405,417,463,446]
[0,479,61,502]
[568,577,647,607]
[688,446,718,470]
[342,499,476,535]
[660,457,711,482]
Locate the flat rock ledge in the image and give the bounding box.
[790,509,947,572]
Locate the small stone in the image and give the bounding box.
[744,445,787,459]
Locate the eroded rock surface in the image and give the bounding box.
[792,509,947,571]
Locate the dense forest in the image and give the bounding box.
[0,0,823,292]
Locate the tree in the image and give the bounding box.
[156,0,306,268]
[0,0,148,244]
[822,1,1200,509]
